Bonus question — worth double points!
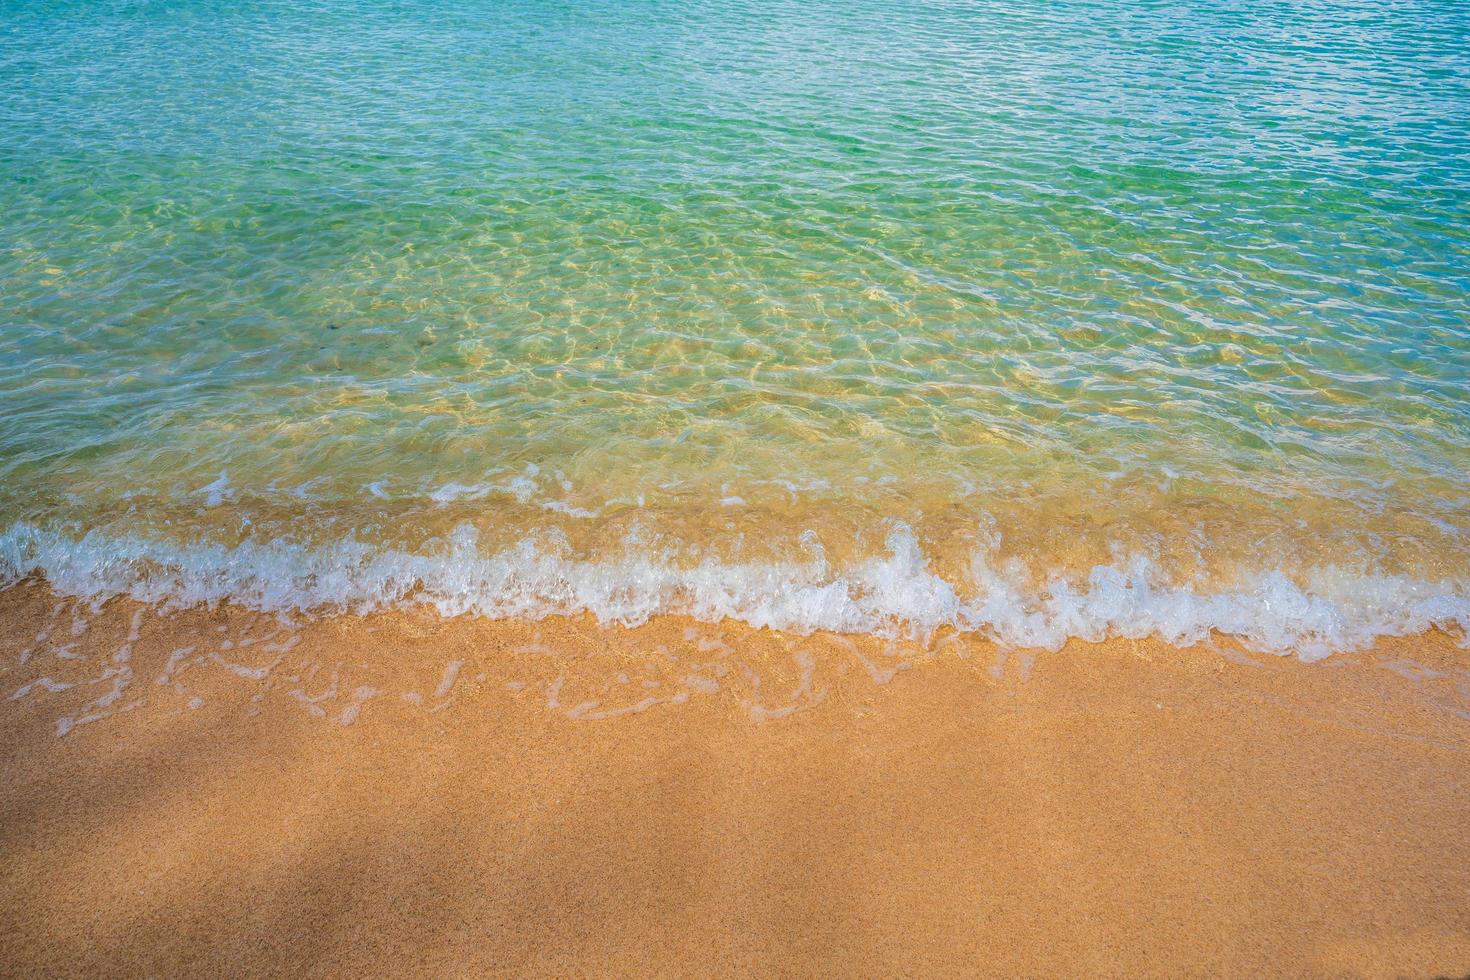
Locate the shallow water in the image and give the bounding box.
[1,0,1468,653]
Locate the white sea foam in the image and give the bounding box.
[12,676,74,699]
[0,521,1465,659]
[196,472,232,508]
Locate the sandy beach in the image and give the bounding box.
[4,0,1469,974]
[1,581,1467,977]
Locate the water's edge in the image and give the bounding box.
[4,521,1464,660]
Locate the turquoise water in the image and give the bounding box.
[1,0,1468,654]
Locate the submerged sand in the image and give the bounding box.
[1,580,1468,977]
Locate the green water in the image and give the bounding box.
[1,0,1467,652]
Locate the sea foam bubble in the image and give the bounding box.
[0,521,1464,660]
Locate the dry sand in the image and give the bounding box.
[1,579,1468,977]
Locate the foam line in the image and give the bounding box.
[1,521,1465,659]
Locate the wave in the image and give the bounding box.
[1,521,1465,660]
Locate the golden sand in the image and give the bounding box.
[1,580,1467,976]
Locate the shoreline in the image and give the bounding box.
[2,581,1469,975]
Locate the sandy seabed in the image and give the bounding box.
[0,579,1467,977]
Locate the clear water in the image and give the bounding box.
[2,0,1468,654]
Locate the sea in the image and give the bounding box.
[2,0,1468,658]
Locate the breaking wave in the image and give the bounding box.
[1,521,1465,661]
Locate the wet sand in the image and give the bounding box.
[1,581,1468,977]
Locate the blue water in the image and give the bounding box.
[1,0,1468,654]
